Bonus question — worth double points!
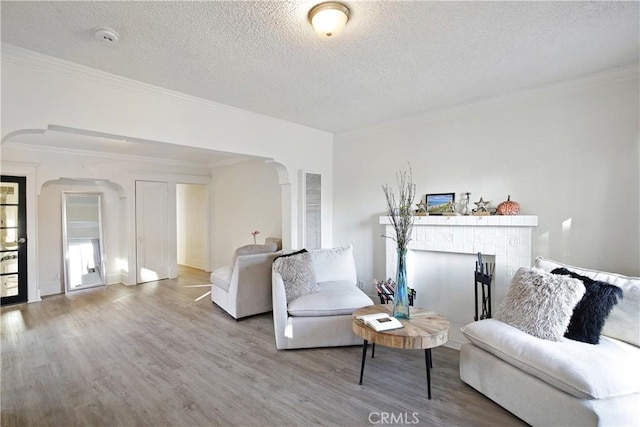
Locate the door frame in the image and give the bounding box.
[1,175,28,305]
[129,173,212,286]
[135,180,171,284]
[0,162,39,303]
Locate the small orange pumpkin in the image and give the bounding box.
[496,195,520,215]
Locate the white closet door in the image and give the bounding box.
[135,181,169,283]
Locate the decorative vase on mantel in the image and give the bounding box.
[393,247,410,319]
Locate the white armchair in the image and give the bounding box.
[211,242,281,319]
[272,245,374,349]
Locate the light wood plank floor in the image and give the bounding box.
[1,266,526,426]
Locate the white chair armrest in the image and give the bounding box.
[272,270,289,349]
[222,251,280,319]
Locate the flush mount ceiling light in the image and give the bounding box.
[308,2,350,38]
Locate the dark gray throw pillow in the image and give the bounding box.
[552,267,624,344]
[274,249,307,260]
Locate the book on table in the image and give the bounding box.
[356,312,403,332]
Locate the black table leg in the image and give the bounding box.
[425,349,432,400]
[359,340,368,385]
[372,343,375,358]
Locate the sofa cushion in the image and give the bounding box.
[273,251,318,303]
[287,280,373,317]
[536,257,640,347]
[308,245,357,284]
[552,267,624,344]
[461,319,640,399]
[211,266,232,292]
[495,267,585,341]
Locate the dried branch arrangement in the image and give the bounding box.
[382,165,416,251]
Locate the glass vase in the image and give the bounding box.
[393,247,410,319]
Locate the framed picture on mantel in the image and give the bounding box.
[425,193,455,215]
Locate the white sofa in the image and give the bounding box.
[460,257,640,427]
[211,242,281,319]
[272,245,374,349]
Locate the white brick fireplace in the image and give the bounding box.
[380,215,538,348]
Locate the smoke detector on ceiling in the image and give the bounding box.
[94,27,119,45]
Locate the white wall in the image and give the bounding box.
[1,46,335,301]
[211,160,282,269]
[334,68,640,303]
[176,183,207,269]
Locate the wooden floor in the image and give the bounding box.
[1,266,526,427]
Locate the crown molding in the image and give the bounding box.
[1,43,330,136]
[338,64,640,140]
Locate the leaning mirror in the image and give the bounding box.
[62,192,106,292]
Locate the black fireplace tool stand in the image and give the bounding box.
[474,252,495,321]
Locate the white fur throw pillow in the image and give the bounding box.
[273,252,318,303]
[495,267,585,341]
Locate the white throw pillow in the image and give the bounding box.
[495,267,585,341]
[273,252,318,303]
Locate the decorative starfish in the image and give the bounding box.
[474,197,489,212]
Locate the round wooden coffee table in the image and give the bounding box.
[352,304,449,399]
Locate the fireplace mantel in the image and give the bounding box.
[380,215,538,227]
[380,215,538,348]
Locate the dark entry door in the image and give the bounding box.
[1,175,28,305]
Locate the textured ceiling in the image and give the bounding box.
[1,1,639,134]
